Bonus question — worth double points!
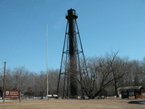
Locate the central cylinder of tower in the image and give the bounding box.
[66,9,78,97]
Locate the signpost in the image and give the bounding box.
[4,90,20,99]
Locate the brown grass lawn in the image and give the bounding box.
[0,97,145,109]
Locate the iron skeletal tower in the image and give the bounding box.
[57,9,87,98]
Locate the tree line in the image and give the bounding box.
[0,52,145,99]
[0,67,59,97]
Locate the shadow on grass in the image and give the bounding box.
[128,101,145,105]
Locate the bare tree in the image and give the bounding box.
[38,71,47,98]
[7,67,29,92]
[49,69,59,94]
[74,51,123,99]
[105,52,129,97]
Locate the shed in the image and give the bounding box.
[117,86,145,99]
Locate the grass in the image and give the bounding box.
[0,97,145,109]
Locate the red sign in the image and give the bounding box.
[4,90,20,98]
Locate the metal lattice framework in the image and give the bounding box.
[57,9,88,98]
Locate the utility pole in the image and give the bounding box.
[33,73,34,100]
[3,61,6,103]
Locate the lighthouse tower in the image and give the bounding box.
[57,9,87,98]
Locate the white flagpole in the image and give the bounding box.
[46,24,49,96]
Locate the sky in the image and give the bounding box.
[0,0,145,73]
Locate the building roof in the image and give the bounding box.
[117,86,145,91]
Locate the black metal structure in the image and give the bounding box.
[57,9,87,98]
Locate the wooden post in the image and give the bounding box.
[3,61,6,103]
[3,92,4,103]
[19,91,21,102]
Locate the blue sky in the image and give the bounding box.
[0,0,145,73]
